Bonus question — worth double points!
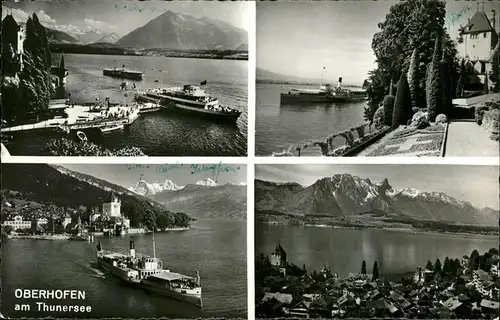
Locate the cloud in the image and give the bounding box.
[2,7,30,23]
[2,7,116,39]
[36,10,56,25]
[83,18,117,33]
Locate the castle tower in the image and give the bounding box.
[460,7,499,90]
[1,14,25,77]
[102,192,121,218]
[270,243,287,267]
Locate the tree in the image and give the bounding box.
[362,79,370,89]
[3,225,13,235]
[443,257,451,278]
[440,52,452,116]
[426,37,443,121]
[361,260,367,274]
[456,59,465,98]
[407,47,420,109]
[434,258,442,276]
[372,261,379,280]
[383,80,396,126]
[369,0,452,110]
[392,72,412,129]
[425,260,434,271]
[490,56,500,93]
[2,13,54,124]
[469,249,480,271]
[364,68,391,123]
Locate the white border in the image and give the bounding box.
[1,0,499,319]
[247,2,256,319]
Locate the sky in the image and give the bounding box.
[256,164,499,210]
[257,0,500,85]
[1,0,250,39]
[60,163,247,189]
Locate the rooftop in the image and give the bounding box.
[464,11,496,34]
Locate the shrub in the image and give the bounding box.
[474,106,489,125]
[410,111,430,129]
[435,114,448,124]
[482,109,499,138]
[42,137,146,156]
[392,72,412,129]
[373,105,385,130]
[382,95,395,126]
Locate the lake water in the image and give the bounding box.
[2,219,247,319]
[6,54,248,156]
[256,83,366,156]
[256,223,499,277]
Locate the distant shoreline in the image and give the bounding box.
[49,44,248,61]
[258,216,499,237]
[256,79,363,87]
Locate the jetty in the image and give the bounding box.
[1,103,140,134]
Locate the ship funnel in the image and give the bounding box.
[129,240,136,258]
[337,77,343,88]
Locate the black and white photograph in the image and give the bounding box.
[255,164,499,318]
[1,163,247,318]
[256,0,499,157]
[1,0,249,156]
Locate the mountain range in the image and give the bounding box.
[116,10,247,50]
[129,179,246,220]
[95,33,121,44]
[255,174,499,226]
[0,164,191,228]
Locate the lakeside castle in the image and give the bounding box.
[90,192,131,233]
[459,8,500,90]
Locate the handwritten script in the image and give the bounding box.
[190,163,240,176]
[126,162,240,176]
[445,6,471,29]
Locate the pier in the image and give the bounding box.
[1,103,141,134]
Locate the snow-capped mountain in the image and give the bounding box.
[94,33,120,44]
[129,179,184,196]
[255,174,499,226]
[196,178,218,187]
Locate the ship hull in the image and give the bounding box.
[172,103,241,122]
[138,280,202,307]
[137,92,241,122]
[103,70,143,81]
[97,256,202,308]
[280,93,366,104]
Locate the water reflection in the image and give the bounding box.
[256,223,499,277]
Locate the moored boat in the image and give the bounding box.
[103,66,143,81]
[280,77,367,104]
[100,123,124,134]
[96,236,202,307]
[136,84,242,122]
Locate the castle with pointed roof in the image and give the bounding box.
[1,14,25,78]
[459,8,499,89]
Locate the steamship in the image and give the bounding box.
[135,83,242,122]
[103,65,143,81]
[280,77,367,104]
[96,236,202,307]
